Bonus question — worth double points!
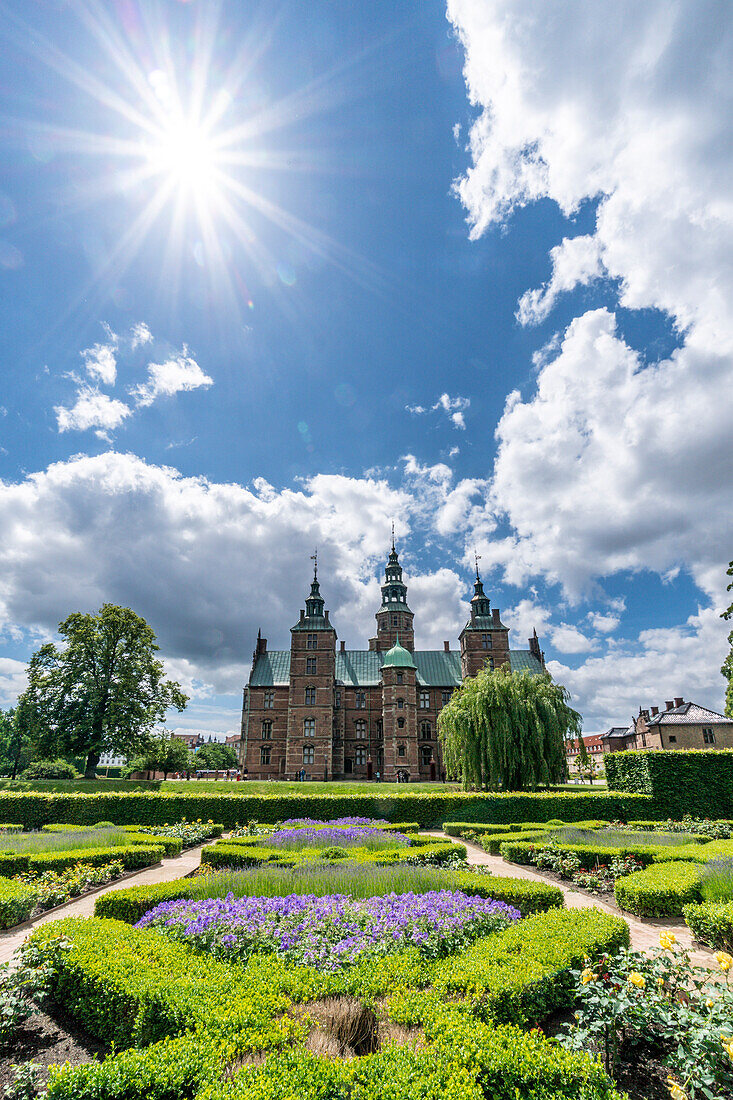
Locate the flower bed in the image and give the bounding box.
[28,904,629,1100]
[265,825,411,851]
[136,889,520,970]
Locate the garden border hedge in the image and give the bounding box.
[0,842,165,877]
[606,749,733,818]
[683,900,733,950]
[31,906,629,1100]
[0,876,37,928]
[613,861,703,917]
[0,789,653,830]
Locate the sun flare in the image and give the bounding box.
[146,115,220,202]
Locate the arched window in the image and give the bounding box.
[397,717,405,729]
[304,718,315,737]
[355,720,366,739]
[420,722,431,740]
[262,720,272,740]
[305,686,316,705]
[303,744,315,765]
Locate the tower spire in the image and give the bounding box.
[474,549,482,582]
[391,521,395,552]
[310,547,318,582]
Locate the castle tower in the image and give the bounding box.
[459,561,510,679]
[286,555,337,778]
[381,636,418,780]
[369,534,415,652]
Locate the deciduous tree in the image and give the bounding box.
[195,742,238,771]
[438,664,581,791]
[19,604,188,778]
[722,559,733,718]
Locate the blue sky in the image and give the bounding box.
[0,0,731,737]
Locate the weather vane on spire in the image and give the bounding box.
[310,547,318,580]
[391,520,395,551]
[474,549,482,581]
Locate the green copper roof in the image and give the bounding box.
[509,650,544,675]
[382,637,416,669]
[249,647,542,688]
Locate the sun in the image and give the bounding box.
[146,114,221,203]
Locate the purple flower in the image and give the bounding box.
[136,890,520,971]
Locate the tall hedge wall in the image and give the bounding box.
[605,749,733,819]
[0,789,651,830]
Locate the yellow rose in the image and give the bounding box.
[706,998,714,1008]
[659,932,677,950]
[667,1077,688,1100]
[715,951,733,971]
[628,971,646,989]
[580,969,596,985]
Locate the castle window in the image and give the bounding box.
[397,744,406,757]
[397,717,405,729]
[482,634,492,649]
[703,728,716,745]
[305,686,316,705]
[303,744,315,765]
[307,633,317,650]
[334,690,341,709]
[396,672,403,684]
[376,719,383,738]
[488,657,495,671]
[419,691,429,709]
[441,691,451,707]
[355,746,367,766]
[304,718,315,737]
[264,690,274,709]
[379,619,388,631]
[306,657,317,674]
[355,720,366,739]
[356,692,366,709]
[397,697,404,709]
[421,746,432,766]
[668,735,677,744]
[392,614,398,626]
[420,722,431,740]
[261,721,272,740]
[243,693,248,711]
[260,746,271,766]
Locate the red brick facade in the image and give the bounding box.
[239,547,545,782]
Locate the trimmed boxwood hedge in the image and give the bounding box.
[683,900,733,950]
[31,906,628,1100]
[0,876,37,927]
[0,842,165,878]
[0,789,652,831]
[200,836,467,871]
[613,861,703,917]
[606,749,733,819]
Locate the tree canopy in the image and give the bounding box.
[438,664,581,791]
[195,742,238,771]
[126,731,191,779]
[19,604,188,778]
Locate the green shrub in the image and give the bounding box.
[0,789,652,831]
[479,830,547,855]
[606,748,733,818]
[95,879,195,923]
[682,899,733,950]
[451,869,564,914]
[0,824,22,833]
[443,822,514,837]
[21,759,80,781]
[0,877,37,928]
[500,835,692,870]
[614,860,702,916]
[20,843,165,877]
[200,836,465,871]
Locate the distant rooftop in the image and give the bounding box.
[646,701,733,726]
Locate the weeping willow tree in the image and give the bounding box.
[438,664,581,791]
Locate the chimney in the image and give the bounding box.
[492,609,501,626]
[256,635,267,655]
[324,610,329,623]
[340,640,346,653]
[674,697,683,708]
[665,700,674,711]
[650,706,659,716]
[640,709,649,721]
[443,640,450,652]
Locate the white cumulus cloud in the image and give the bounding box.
[54,388,131,434]
[131,353,213,408]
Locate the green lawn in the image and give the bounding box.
[0,777,604,796]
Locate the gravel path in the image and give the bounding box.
[429,830,718,968]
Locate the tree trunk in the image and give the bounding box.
[85,749,101,779]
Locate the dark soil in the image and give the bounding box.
[0,1002,105,1094]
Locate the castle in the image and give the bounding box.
[239,541,545,782]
